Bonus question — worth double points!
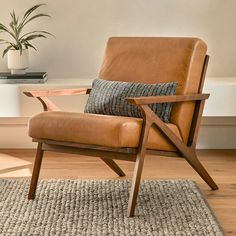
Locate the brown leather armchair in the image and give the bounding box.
[24,37,218,217]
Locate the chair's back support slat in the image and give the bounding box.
[187,55,209,147]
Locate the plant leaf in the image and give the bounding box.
[23,34,47,42]
[0,39,13,45]
[9,10,20,38]
[11,10,18,26]
[0,23,18,41]
[23,13,51,27]
[9,21,17,36]
[23,41,37,51]
[19,30,54,40]
[0,23,9,32]
[19,4,48,35]
[2,45,13,58]
[18,42,23,54]
[0,40,16,49]
[22,4,46,22]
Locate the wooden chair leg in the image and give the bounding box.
[127,118,151,217]
[127,152,145,217]
[28,143,44,199]
[101,158,125,177]
[184,150,218,190]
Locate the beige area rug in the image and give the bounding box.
[0,179,224,236]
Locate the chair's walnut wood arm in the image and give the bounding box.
[23,88,90,112]
[126,93,209,105]
[23,88,89,98]
[126,93,209,149]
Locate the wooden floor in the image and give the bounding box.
[0,149,235,235]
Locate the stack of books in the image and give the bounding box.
[0,72,48,84]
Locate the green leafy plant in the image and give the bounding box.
[0,4,53,57]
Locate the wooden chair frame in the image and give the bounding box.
[24,55,218,217]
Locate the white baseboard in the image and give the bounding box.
[1,117,235,149]
[198,117,236,149]
[0,122,36,149]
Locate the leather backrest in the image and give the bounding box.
[99,37,207,144]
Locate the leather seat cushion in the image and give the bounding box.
[29,111,182,151]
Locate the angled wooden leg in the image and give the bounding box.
[127,152,145,217]
[101,158,125,177]
[184,150,218,190]
[134,105,218,191]
[127,117,151,217]
[28,142,44,199]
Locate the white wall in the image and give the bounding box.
[0,0,236,78]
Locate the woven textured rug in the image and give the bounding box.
[0,179,224,236]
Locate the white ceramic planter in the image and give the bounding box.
[7,49,29,74]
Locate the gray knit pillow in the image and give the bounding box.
[84,79,177,122]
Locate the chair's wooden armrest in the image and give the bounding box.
[23,88,91,112]
[126,94,210,105]
[23,88,90,98]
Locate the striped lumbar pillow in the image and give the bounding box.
[84,79,177,122]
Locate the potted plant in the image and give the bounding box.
[0,4,53,74]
